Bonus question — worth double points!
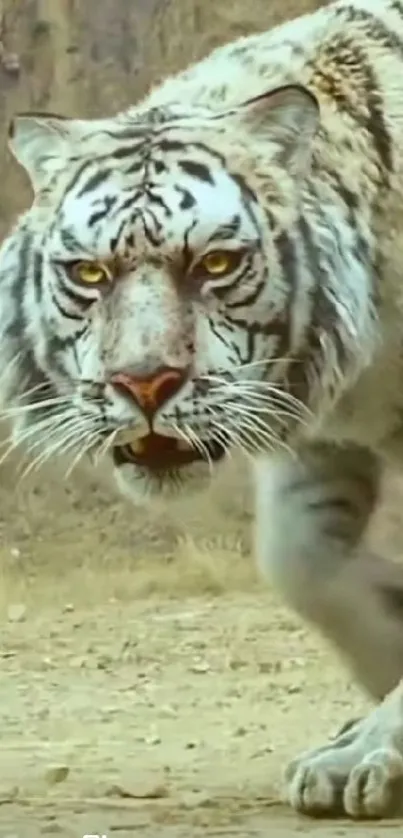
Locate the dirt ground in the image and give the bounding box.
[0,453,402,838]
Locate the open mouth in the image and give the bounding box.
[113,432,226,471]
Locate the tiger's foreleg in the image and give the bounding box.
[254,442,403,817]
[254,441,403,698]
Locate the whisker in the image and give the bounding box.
[17,418,102,482]
[206,419,236,462]
[0,412,70,468]
[209,387,311,424]
[64,429,106,478]
[182,423,214,474]
[12,409,100,468]
[225,414,278,458]
[0,396,78,419]
[93,427,119,466]
[224,399,308,429]
[209,417,250,461]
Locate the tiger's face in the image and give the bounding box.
[5,86,320,504]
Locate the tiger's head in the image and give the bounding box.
[2,84,330,505]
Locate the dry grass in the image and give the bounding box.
[0,446,257,610]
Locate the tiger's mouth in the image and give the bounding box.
[113,431,227,471]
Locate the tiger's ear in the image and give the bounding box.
[8,112,73,191]
[233,84,320,178]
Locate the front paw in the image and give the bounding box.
[285,741,350,816]
[343,747,403,818]
[286,743,403,818]
[285,680,403,818]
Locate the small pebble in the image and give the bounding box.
[45,766,69,785]
[190,661,210,674]
[106,781,168,799]
[145,734,161,745]
[0,785,18,803]
[7,604,26,623]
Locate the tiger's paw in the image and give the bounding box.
[285,681,403,818]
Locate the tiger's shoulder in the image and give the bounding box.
[142,0,403,121]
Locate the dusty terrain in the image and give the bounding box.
[0,453,402,837]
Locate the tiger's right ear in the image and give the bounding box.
[8,112,73,191]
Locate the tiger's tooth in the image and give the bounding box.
[129,438,146,454]
[177,439,192,452]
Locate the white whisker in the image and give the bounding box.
[64,429,106,478]
[93,427,119,466]
[0,396,78,419]
[18,417,103,482]
[183,423,214,474]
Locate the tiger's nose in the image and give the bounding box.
[110,366,189,420]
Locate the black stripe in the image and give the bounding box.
[87,195,118,228]
[225,277,265,310]
[76,167,112,198]
[275,228,300,355]
[213,262,256,302]
[13,230,31,308]
[51,290,86,321]
[314,31,393,177]
[140,211,164,248]
[207,316,235,354]
[206,215,243,243]
[178,159,214,184]
[146,191,172,214]
[57,227,84,254]
[103,127,150,141]
[111,142,145,161]
[64,159,94,197]
[177,187,196,210]
[4,230,54,406]
[109,216,129,252]
[390,1,403,21]
[46,325,87,353]
[32,248,43,303]
[88,208,109,227]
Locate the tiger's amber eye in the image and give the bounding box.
[200,250,236,277]
[72,261,109,285]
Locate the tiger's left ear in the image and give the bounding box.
[233,84,320,178]
[8,112,74,192]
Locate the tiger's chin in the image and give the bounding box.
[111,431,227,507]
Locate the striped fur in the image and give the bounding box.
[4,0,403,818]
[4,0,403,496]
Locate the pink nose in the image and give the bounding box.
[110,366,188,419]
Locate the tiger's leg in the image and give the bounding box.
[254,442,403,816]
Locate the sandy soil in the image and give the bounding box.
[0,453,402,837]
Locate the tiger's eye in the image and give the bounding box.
[199,250,240,277]
[72,261,110,285]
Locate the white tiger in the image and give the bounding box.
[3,0,403,819]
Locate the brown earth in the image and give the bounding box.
[1,0,403,835]
[0,454,402,838]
